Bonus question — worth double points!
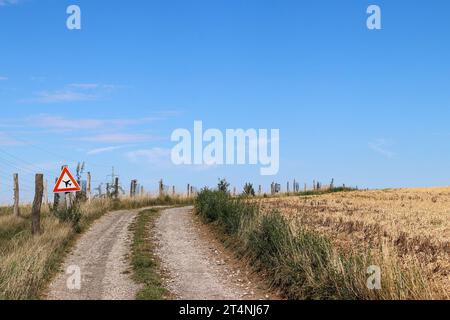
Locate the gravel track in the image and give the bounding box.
[46,206,275,301]
[46,208,143,300]
[155,207,274,300]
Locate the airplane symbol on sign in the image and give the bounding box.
[63,180,72,188]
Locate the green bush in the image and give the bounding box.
[53,205,82,232]
[196,189,257,234]
[243,183,256,197]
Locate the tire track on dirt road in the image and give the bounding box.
[46,208,153,300]
[155,207,275,300]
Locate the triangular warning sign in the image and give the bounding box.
[53,167,81,193]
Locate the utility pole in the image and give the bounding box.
[107,167,118,189]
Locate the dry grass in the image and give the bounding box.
[257,187,450,299]
[0,195,192,300]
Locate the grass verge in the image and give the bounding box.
[129,208,168,300]
[195,189,442,300]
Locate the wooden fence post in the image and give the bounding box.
[114,177,119,199]
[159,179,164,197]
[130,180,137,198]
[43,179,48,205]
[187,184,190,198]
[32,174,43,235]
[87,172,91,203]
[53,177,60,211]
[65,192,71,210]
[13,173,20,217]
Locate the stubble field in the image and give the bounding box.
[258,188,450,298]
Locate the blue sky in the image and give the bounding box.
[1,0,450,202]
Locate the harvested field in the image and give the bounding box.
[258,188,450,298]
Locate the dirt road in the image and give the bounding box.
[46,206,274,300]
[46,208,143,300]
[155,207,274,300]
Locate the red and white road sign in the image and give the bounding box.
[53,167,81,193]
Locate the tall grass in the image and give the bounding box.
[0,195,192,300]
[195,189,443,300]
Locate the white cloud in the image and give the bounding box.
[0,132,23,146]
[21,90,97,103]
[30,76,46,82]
[0,76,8,81]
[68,83,120,90]
[87,146,126,155]
[0,0,19,7]
[79,133,159,143]
[28,114,162,131]
[20,82,122,104]
[68,83,100,89]
[369,139,395,158]
[126,148,172,167]
[193,163,218,172]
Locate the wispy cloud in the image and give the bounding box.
[68,83,101,89]
[126,148,172,167]
[27,114,163,131]
[87,145,127,155]
[369,139,395,158]
[20,82,121,104]
[79,133,160,143]
[68,83,120,90]
[30,76,46,82]
[22,90,97,103]
[0,132,23,146]
[0,76,8,81]
[0,0,19,7]
[126,148,220,171]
